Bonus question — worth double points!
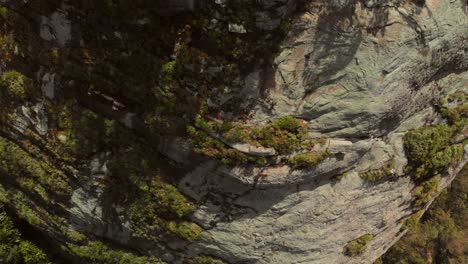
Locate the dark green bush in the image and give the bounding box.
[404,125,452,166]
[0,70,33,102]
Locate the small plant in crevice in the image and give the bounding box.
[359,160,396,182]
[344,233,373,256]
[288,151,329,170]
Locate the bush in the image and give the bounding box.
[129,178,200,241]
[413,175,440,207]
[428,144,463,171]
[404,125,452,166]
[188,116,310,163]
[161,61,177,83]
[0,70,33,102]
[167,221,203,241]
[400,210,424,231]
[288,152,329,169]
[344,233,373,256]
[271,116,307,135]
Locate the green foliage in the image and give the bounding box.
[255,126,301,154]
[373,258,383,264]
[0,211,51,264]
[255,116,308,154]
[0,6,8,19]
[382,165,468,264]
[167,221,203,241]
[223,126,251,143]
[428,144,464,172]
[47,100,133,162]
[344,233,373,256]
[413,175,441,207]
[288,152,329,169]
[187,125,261,165]
[67,241,155,264]
[129,178,201,240]
[192,256,227,264]
[0,70,33,102]
[404,124,452,166]
[188,116,311,165]
[403,124,465,182]
[401,210,424,231]
[161,61,177,83]
[271,116,307,135]
[360,161,395,182]
[0,137,71,196]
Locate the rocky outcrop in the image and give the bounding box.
[172,1,468,263]
[0,0,466,264]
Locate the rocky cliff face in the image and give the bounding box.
[0,0,466,263]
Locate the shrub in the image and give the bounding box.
[428,144,463,171]
[257,127,301,153]
[400,210,424,231]
[167,221,203,241]
[188,116,310,163]
[223,126,251,143]
[344,233,373,256]
[271,116,307,135]
[413,175,440,207]
[404,124,452,166]
[161,61,177,83]
[288,152,329,169]
[129,178,200,241]
[0,70,33,102]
